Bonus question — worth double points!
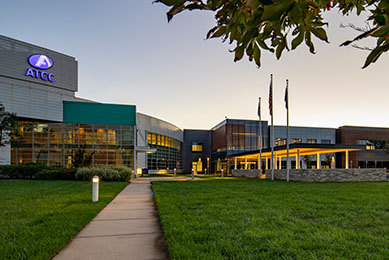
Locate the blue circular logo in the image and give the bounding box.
[28,54,54,70]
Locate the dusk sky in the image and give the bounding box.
[1,1,388,130]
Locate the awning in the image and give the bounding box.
[228,143,363,160]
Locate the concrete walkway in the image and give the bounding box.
[54,180,168,260]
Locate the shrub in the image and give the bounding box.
[35,169,61,180]
[0,163,48,179]
[75,165,132,182]
[0,164,77,180]
[35,168,76,180]
[58,169,77,180]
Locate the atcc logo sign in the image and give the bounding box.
[25,54,55,82]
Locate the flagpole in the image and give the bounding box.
[286,79,290,182]
[258,97,262,175]
[270,74,274,181]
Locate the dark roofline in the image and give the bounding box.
[339,125,389,131]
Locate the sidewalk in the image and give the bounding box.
[54,180,168,260]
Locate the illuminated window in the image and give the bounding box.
[107,129,116,145]
[291,138,302,144]
[275,138,286,146]
[192,142,203,152]
[152,133,156,145]
[157,135,161,146]
[307,139,317,144]
[147,133,152,144]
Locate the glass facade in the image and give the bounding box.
[146,132,183,170]
[211,119,268,173]
[11,121,134,168]
[191,142,203,152]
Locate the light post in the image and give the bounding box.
[174,168,177,177]
[92,176,99,202]
[207,157,210,175]
[221,168,224,178]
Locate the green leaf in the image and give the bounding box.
[261,0,295,21]
[257,38,274,53]
[276,40,286,59]
[167,5,185,22]
[311,27,329,42]
[211,26,227,38]
[234,45,245,62]
[374,14,386,26]
[291,31,304,50]
[206,26,218,39]
[372,25,389,38]
[246,43,253,56]
[305,31,315,54]
[362,45,385,69]
[253,42,261,67]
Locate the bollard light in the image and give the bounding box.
[92,176,99,202]
[221,169,224,178]
[174,168,177,177]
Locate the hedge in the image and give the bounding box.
[75,165,132,182]
[0,163,49,179]
[0,164,131,181]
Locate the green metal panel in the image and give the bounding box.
[63,101,136,125]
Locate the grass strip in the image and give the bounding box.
[0,180,127,260]
[153,179,389,259]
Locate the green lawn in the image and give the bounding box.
[0,180,127,260]
[140,173,191,178]
[153,179,389,259]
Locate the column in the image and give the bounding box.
[274,155,278,169]
[278,156,282,169]
[316,153,321,169]
[257,155,261,170]
[345,150,349,169]
[234,157,237,170]
[245,157,248,170]
[296,149,300,169]
[265,158,268,169]
[331,156,335,169]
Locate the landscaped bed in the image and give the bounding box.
[0,180,127,259]
[153,179,389,259]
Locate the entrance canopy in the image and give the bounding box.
[228,143,362,160]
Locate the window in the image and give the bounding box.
[275,138,286,146]
[321,139,331,144]
[147,132,152,144]
[307,139,317,144]
[192,142,203,152]
[358,140,375,150]
[291,138,302,144]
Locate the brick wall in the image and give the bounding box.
[232,169,261,178]
[264,169,387,182]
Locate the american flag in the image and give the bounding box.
[269,75,273,116]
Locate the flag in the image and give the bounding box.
[269,75,273,116]
[257,97,261,117]
[284,83,288,109]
